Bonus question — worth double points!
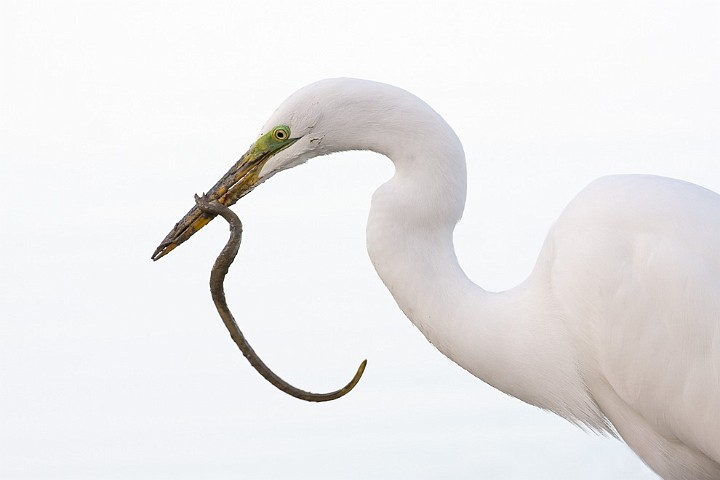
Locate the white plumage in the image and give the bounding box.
[175,78,720,478]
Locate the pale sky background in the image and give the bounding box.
[1,1,719,479]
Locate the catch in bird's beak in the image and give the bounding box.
[151,125,298,261]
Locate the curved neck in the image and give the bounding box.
[360,97,606,429]
[366,151,545,398]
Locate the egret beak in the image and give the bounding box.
[152,129,298,261]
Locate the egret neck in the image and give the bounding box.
[361,94,606,431]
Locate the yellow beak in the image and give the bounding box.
[152,129,298,261]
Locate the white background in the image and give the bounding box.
[1,1,718,478]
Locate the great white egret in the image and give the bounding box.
[153,78,720,479]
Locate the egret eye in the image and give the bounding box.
[272,125,291,142]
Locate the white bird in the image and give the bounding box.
[153,78,720,479]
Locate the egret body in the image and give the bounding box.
[154,78,720,479]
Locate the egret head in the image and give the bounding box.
[151,78,450,261]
